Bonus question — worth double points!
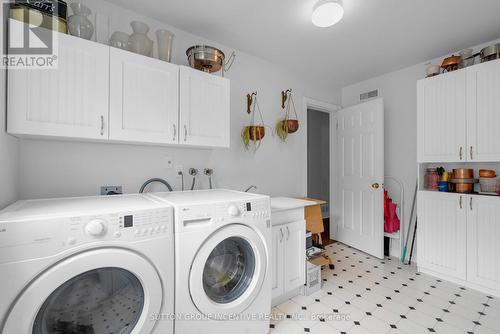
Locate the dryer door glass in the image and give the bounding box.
[202,236,256,304]
[32,267,144,334]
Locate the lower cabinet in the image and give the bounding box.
[417,191,467,280]
[417,191,500,296]
[467,195,500,291]
[271,220,305,301]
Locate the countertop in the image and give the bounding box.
[270,197,316,212]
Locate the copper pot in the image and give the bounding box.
[247,126,265,141]
[284,119,299,134]
[441,55,461,72]
[455,183,474,194]
[453,168,473,179]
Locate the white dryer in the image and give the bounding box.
[0,194,174,334]
[148,189,272,334]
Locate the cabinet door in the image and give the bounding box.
[466,59,500,162]
[8,33,109,139]
[283,220,306,293]
[109,48,179,144]
[271,226,285,299]
[416,191,466,280]
[467,196,500,292]
[417,71,467,162]
[179,66,230,148]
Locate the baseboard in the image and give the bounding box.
[418,266,500,298]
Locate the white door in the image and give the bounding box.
[283,220,306,292]
[417,191,467,280]
[189,224,267,315]
[271,226,285,299]
[179,66,230,147]
[8,32,109,140]
[335,98,384,259]
[2,249,163,334]
[466,59,500,162]
[417,71,467,162]
[109,48,179,145]
[467,195,500,291]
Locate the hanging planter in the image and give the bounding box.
[275,89,299,142]
[241,92,268,151]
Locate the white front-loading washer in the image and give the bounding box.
[0,194,174,334]
[148,189,272,334]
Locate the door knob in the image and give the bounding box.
[372,182,380,189]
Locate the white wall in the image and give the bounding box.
[0,5,19,209]
[342,38,500,257]
[17,0,341,200]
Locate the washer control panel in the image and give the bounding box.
[0,207,173,263]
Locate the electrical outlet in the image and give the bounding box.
[100,186,123,195]
[163,156,173,169]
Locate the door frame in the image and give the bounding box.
[302,97,341,241]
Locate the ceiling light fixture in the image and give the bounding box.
[312,0,344,28]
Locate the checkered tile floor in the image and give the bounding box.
[270,241,500,334]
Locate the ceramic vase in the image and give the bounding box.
[128,21,153,57]
[67,2,94,40]
[156,29,175,62]
[109,31,130,51]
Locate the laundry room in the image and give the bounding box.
[1,1,500,334]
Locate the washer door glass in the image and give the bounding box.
[32,267,144,334]
[202,236,256,304]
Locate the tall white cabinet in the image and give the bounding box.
[418,59,500,163]
[417,192,467,280]
[466,60,500,162]
[8,33,110,140]
[109,48,179,145]
[417,59,500,297]
[417,71,466,162]
[7,30,231,149]
[467,195,500,291]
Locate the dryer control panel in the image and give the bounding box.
[175,197,271,233]
[0,207,173,264]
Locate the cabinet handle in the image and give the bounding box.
[172,124,177,141]
[184,125,187,142]
[279,228,284,243]
[459,146,463,160]
[470,146,473,160]
[459,196,463,209]
[286,226,290,240]
[100,115,104,136]
[470,197,473,211]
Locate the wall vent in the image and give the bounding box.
[360,89,378,101]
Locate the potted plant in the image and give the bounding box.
[275,89,299,142]
[241,92,268,151]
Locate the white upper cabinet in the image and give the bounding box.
[418,59,500,163]
[179,66,230,148]
[466,59,500,162]
[417,71,467,162]
[417,191,467,280]
[109,48,179,144]
[467,195,500,292]
[8,32,230,148]
[8,33,110,140]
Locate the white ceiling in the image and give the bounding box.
[108,0,500,89]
